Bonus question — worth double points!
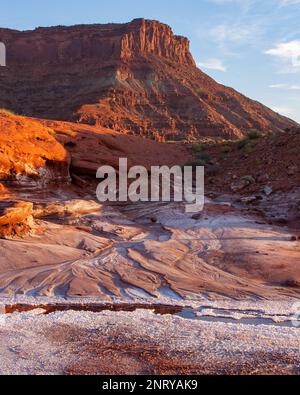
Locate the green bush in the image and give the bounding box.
[220,145,232,154]
[191,143,206,153]
[184,159,207,168]
[241,175,256,184]
[237,136,259,152]
[197,153,211,164]
[247,130,262,140]
[70,156,78,167]
[237,138,248,150]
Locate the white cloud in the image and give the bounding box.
[270,105,296,118]
[269,83,300,89]
[210,23,260,45]
[208,0,255,10]
[269,83,288,88]
[279,0,300,6]
[197,59,227,72]
[265,40,300,72]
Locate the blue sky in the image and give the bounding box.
[1,0,299,122]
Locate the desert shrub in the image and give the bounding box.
[237,137,258,153]
[289,147,300,155]
[247,130,262,140]
[196,153,211,164]
[70,156,78,167]
[191,143,206,153]
[243,145,253,154]
[220,145,232,154]
[241,175,256,184]
[184,159,207,168]
[237,138,248,150]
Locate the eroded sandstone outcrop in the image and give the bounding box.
[0,201,34,238]
[0,112,70,185]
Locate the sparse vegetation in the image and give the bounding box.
[191,143,207,153]
[241,175,256,184]
[220,145,232,154]
[243,140,258,154]
[196,153,211,164]
[247,130,262,140]
[237,133,260,152]
[237,138,248,150]
[184,159,208,168]
[70,156,78,167]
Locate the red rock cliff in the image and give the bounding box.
[0,19,297,140]
[0,19,194,66]
[120,19,195,65]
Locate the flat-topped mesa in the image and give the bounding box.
[0,18,195,66]
[120,19,195,65]
[0,19,296,138]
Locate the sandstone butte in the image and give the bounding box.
[0,18,297,141]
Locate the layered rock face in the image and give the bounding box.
[0,19,297,139]
[0,202,34,238]
[0,112,70,184]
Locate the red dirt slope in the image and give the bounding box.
[0,112,190,185]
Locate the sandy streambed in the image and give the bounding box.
[0,306,299,375]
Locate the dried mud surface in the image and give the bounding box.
[0,308,299,375]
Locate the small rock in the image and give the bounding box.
[241,175,256,184]
[207,192,217,199]
[78,239,98,253]
[257,173,270,183]
[263,186,273,196]
[192,213,202,220]
[206,164,221,176]
[240,196,258,204]
[290,236,297,242]
[230,179,250,193]
[287,165,298,176]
